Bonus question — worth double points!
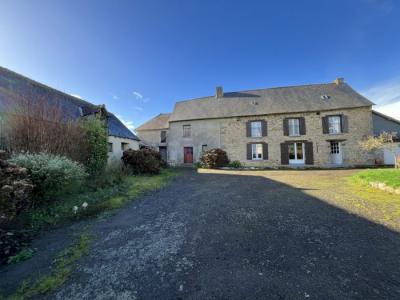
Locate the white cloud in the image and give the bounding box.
[70,93,82,99]
[112,95,119,100]
[362,77,400,106]
[116,115,136,132]
[362,77,400,121]
[133,106,143,111]
[374,101,400,121]
[132,91,143,99]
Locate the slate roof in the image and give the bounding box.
[0,66,139,140]
[136,113,171,131]
[170,82,374,122]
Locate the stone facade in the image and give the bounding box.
[167,106,374,167]
[136,129,168,150]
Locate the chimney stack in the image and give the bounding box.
[216,86,224,98]
[334,77,344,85]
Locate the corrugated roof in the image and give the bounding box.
[136,113,171,131]
[170,82,374,122]
[0,66,139,140]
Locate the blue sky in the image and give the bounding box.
[1,0,400,130]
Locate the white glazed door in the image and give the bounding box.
[289,142,305,164]
[330,141,343,165]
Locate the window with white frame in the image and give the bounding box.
[251,121,262,137]
[183,125,191,137]
[251,143,263,160]
[328,116,341,134]
[108,143,113,153]
[288,118,300,136]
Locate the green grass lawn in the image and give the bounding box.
[25,168,181,231]
[352,168,400,189]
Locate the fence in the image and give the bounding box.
[396,154,400,169]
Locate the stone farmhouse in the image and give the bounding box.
[137,78,399,168]
[0,67,139,161]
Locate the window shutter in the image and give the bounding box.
[262,120,268,136]
[280,143,289,165]
[247,143,252,160]
[305,142,314,165]
[322,117,329,134]
[283,119,289,136]
[262,143,268,160]
[246,122,251,137]
[299,117,306,135]
[341,115,349,133]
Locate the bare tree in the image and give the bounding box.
[4,90,89,163]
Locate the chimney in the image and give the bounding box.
[334,77,344,85]
[216,86,224,98]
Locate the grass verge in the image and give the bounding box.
[351,168,400,189]
[3,233,91,300]
[25,168,181,230]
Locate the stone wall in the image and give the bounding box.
[168,106,374,167]
[136,129,168,149]
[168,119,221,165]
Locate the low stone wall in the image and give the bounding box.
[369,181,400,194]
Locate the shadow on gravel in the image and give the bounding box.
[184,171,400,299]
[1,170,399,299]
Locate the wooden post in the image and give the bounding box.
[395,154,400,169]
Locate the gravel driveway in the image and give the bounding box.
[3,169,400,299]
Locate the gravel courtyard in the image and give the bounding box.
[2,168,400,299]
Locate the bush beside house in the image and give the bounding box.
[122,148,167,174]
[200,148,229,168]
[82,118,109,175]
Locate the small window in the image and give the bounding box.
[202,144,208,153]
[160,130,167,143]
[108,143,113,153]
[251,144,263,160]
[251,121,262,137]
[328,116,341,134]
[121,142,129,151]
[288,118,300,136]
[330,141,340,154]
[183,125,191,137]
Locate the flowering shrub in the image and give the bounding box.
[10,153,87,199]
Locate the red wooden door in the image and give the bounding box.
[184,147,193,163]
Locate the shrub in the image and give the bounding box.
[90,159,129,188]
[10,153,87,200]
[82,117,108,175]
[200,148,229,168]
[228,160,242,169]
[122,148,165,174]
[0,229,31,265]
[0,157,34,226]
